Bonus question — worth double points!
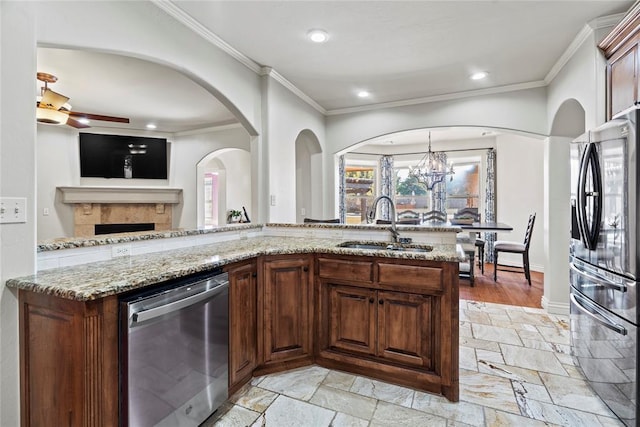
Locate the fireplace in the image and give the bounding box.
[57,186,183,237]
[95,223,155,235]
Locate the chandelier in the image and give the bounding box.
[408,132,454,190]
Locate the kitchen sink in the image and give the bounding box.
[336,241,433,253]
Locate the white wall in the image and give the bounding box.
[1,3,37,426]
[544,23,617,313]
[494,134,545,271]
[36,125,175,240]
[36,125,251,240]
[265,75,326,222]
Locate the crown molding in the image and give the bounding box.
[544,13,626,84]
[326,81,546,116]
[151,0,261,74]
[261,67,327,115]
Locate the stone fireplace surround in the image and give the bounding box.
[58,186,182,237]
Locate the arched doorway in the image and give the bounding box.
[197,148,252,227]
[295,130,322,223]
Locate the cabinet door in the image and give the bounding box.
[228,261,258,389]
[263,256,312,362]
[610,45,637,117]
[328,285,376,356]
[19,292,119,427]
[377,291,433,368]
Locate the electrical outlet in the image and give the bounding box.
[270,194,276,206]
[301,208,306,215]
[239,230,248,240]
[43,208,50,216]
[112,244,131,258]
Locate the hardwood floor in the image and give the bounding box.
[459,263,543,308]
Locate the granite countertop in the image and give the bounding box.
[37,222,461,252]
[8,236,461,301]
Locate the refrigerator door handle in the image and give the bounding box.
[570,293,627,336]
[577,143,603,250]
[569,262,627,293]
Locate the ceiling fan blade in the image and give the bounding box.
[68,111,130,123]
[40,88,70,110]
[66,117,91,129]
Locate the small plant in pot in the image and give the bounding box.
[227,209,243,223]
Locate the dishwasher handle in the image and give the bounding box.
[131,280,229,326]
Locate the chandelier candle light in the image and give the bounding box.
[409,132,455,190]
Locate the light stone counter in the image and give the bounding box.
[8,236,462,301]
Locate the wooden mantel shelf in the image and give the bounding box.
[57,186,183,204]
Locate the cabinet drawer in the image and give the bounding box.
[318,258,373,282]
[378,263,443,292]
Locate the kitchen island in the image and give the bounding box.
[8,224,463,427]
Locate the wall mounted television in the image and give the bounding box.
[79,133,168,179]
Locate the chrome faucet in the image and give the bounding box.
[367,195,400,243]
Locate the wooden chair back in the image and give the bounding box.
[523,213,536,249]
[422,210,447,222]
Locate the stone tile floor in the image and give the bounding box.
[203,300,624,426]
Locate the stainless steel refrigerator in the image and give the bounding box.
[570,106,638,426]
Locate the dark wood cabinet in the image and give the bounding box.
[328,284,376,356]
[327,285,433,368]
[19,291,119,427]
[600,3,640,119]
[317,255,458,401]
[226,260,258,394]
[260,255,313,366]
[376,290,433,368]
[17,249,459,425]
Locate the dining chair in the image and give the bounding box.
[493,213,536,286]
[453,208,485,274]
[397,210,420,221]
[422,210,447,223]
[303,218,340,223]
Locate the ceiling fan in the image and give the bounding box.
[36,72,130,129]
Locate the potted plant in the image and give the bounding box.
[227,209,243,223]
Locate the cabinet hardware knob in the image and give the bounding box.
[369,297,374,304]
[252,272,257,278]
[303,267,309,272]
[379,299,384,305]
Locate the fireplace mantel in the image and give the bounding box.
[57,186,183,204]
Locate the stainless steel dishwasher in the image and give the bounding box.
[120,269,229,427]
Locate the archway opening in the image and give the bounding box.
[295,130,322,223]
[197,148,252,227]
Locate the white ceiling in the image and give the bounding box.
[36,0,632,136]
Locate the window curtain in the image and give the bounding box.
[431,152,448,213]
[338,155,346,223]
[379,155,394,220]
[484,149,497,262]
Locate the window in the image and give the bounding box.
[203,172,219,227]
[394,167,430,214]
[345,166,376,224]
[446,162,480,211]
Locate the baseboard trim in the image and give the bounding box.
[541,296,569,315]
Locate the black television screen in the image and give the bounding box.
[79,133,168,179]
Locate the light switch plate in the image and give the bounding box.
[0,197,27,224]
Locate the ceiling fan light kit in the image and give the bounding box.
[36,107,69,125]
[35,72,130,129]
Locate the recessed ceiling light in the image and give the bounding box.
[357,90,370,98]
[77,118,90,125]
[470,71,488,80]
[146,123,157,129]
[307,29,329,43]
